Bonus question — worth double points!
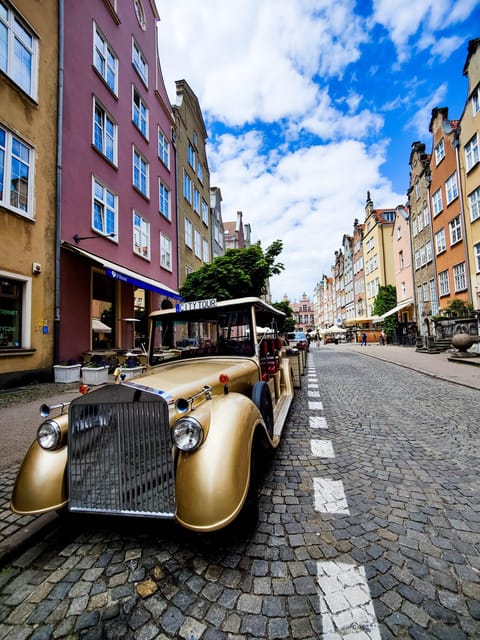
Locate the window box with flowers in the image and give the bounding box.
[53,362,82,383]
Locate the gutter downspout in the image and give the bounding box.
[453,130,473,306]
[54,0,64,364]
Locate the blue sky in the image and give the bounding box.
[155,0,480,303]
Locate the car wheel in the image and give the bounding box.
[252,381,274,438]
[234,445,259,534]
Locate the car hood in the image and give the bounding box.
[121,357,259,401]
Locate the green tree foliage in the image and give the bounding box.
[373,285,397,336]
[272,299,295,333]
[179,240,285,301]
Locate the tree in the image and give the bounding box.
[373,285,397,336]
[272,299,295,333]
[179,241,284,301]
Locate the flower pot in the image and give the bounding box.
[53,364,82,383]
[119,366,144,380]
[81,366,109,385]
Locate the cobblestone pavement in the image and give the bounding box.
[0,348,479,639]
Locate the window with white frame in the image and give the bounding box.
[469,186,480,222]
[422,282,429,302]
[417,213,424,232]
[0,125,33,216]
[399,250,404,269]
[434,138,445,165]
[431,189,443,216]
[426,240,432,263]
[438,270,450,296]
[0,2,38,98]
[202,238,209,262]
[412,217,418,237]
[92,178,117,237]
[132,38,147,85]
[194,228,201,258]
[453,262,466,292]
[133,211,150,259]
[430,279,439,315]
[93,99,117,164]
[93,24,117,94]
[475,242,480,273]
[188,143,195,170]
[423,206,429,227]
[160,233,172,270]
[417,285,423,318]
[420,245,426,266]
[435,228,446,254]
[414,250,421,270]
[201,199,209,226]
[185,217,192,248]
[133,147,149,197]
[132,87,148,138]
[396,225,402,239]
[158,128,170,169]
[159,180,170,220]
[473,87,480,116]
[197,162,203,183]
[193,187,200,213]
[414,182,420,200]
[183,171,192,204]
[465,133,479,172]
[449,215,462,245]
[445,172,458,205]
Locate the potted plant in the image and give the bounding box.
[53,360,82,383]
[119,355,144,380]
[81,361,109,385]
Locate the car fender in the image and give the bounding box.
[175,392,268,532]
[10,441,68,514]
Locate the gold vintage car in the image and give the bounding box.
[11,297,295,532]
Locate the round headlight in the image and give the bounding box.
[37,420,62,450]
[173,417,203,452]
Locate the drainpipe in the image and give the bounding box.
[54,0,64,364]
[453,129,473,306]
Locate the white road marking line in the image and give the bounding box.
[311,439,335,458]
[309,416,328,429]
[308,401,323,410]
[317,561,381,639]
[308,391,321,399]
[314,478,349,514]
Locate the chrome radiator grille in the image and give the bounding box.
[68,387,175,518]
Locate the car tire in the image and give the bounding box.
[252,381,274,438]
[234,445,259,534]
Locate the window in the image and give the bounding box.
[201,199,209,226]
[430,279,439,315]
[133,147,149,197]
[453,263,466,292]
[93,99,117,164]
[94,24,117,94]
[445,172,458,205]
[475,243,480,273]
[412,217,418,237]
[438,270,450,297]
[469,186,480,222]
[159,180,170,220]
[422,282,429,302]
[134,0,146,30]
[396,225,402,239]
[158,128,170,169]
[423,206,429,227]
[202,238,209,262]
[399,250,404,269]
[0,2,38,98]
[194,229,202,258]
[92,178,117,237]
[185,217,192,248]
[417,213,424,232]
[435,228,446,254]
[197,162,203,183]
[132,39,148,85]
[132,87,148,138]
[414,182,420,200]
[426,240,433,263]
[419,245,426,266]
[133,211,150,259]
[449,215,462,245]
[414,250,420,270]
[0,125,33,216]
[0,275,29,349]
[431,189,443,216]
[183,171,192,204]
[193,187,200,213]
[473,87,480,117]
[465,134,479,172]
[434,139,445,165]
[160,233,172,270]
[188,143,195,170]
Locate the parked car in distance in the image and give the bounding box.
[286,331,309,351]
[11,297,295,533]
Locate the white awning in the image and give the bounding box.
[62,242,183,300]
[373,299,413,323]
[92,318,112,333]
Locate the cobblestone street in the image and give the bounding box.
[0,346,479,639]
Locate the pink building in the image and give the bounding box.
[58,0,179,361]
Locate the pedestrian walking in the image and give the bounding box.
[380,331,386,345]
[361,332,367,346]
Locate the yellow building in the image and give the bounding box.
[363,193,396,316]
[0,1,58,385]
[459,38,480,310]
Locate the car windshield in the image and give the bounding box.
[150,307,256,364]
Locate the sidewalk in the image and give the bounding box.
[1,346,479,565]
